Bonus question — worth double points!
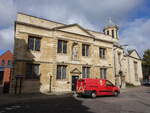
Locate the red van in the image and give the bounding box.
[76,78,120,98]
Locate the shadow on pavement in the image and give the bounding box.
[0,95,94,113]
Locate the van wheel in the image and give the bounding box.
[91,92,96,98]
[114,91,119,97]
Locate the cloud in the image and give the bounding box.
[67,14,97,30]
[0,27,14,51]
[0,0,17,28]
[13,0,144,28]
[120,18,150,56]
[0,0,149,56]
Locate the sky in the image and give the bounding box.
[0,0,150,57]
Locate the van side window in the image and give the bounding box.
[106,80,113,86]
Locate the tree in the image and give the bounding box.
[142,49,150,80]
[142,49,150,66]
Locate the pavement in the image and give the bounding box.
[0,87,132,107]
[0,92,72,107]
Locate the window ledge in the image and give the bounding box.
[56,79,68,81]
[28,50,41,53]
[100,58,107,60]
[82,56,91,58]
[57,53,67,55]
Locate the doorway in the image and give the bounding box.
[72,76,79,91]
[0,71,4,85]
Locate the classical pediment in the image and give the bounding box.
[128,50,141,59]
[54,24,94,37]
[70,68,82,74]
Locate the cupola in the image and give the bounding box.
[103,18,119,39]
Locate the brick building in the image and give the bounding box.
[0,50,13,93]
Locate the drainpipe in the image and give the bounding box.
[113,47,117,85]
[49,75,52,93]
[128,56,131,83]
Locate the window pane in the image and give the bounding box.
[87,67,90,78]
[82,45,85,56]
[100,48,106,58]
[104,69,107,79]
[57,40,62,53]
[1,60,5,65]
[62,66,66,79]
[26,64,33,79]
[26,64,40,79]
[82,67,90,78]
[57,66,61,79]
[107,30,109,35]
[28,38,34,50]
[35,38,41,51]
[63,41,67,53]
[8,60,11,66]
[57,65,66,79]
[82,67,85,78]
[112,30,114,38]
[33,64,39,77]
[100,68,107,79]
[82,44,89,56]
[86,45,89,56]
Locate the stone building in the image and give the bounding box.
[125,50,143,86]
[13,13,142,93]
[113,46,143,87]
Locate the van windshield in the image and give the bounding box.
[106,80,114,86]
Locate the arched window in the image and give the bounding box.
[1,60,5,65]
[107,30,109,35]
[8,60,12,65]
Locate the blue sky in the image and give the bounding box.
[0,0,150,56]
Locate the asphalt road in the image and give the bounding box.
[0,86,150,113]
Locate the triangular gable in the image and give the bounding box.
[70,68,82,74]
[0,50,13,59]
[128,50,141,59]
[53,24,94,37]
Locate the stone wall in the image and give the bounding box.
[13,13,118,93]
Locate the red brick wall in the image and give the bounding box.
[3,68,11,83]
[0,50,13,86]
[0,50,13,66]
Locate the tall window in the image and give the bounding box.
[118,53,121,67]
[134,61,138,81]
[82,44,89,56]
[82,67,90,78]
[57,40,67,53]
[1,60,5,65]
[26,63,40,79]
[8,60,12,66]
[107,30,109,35]
[99,48,106,59]
[57,65,67,79]
[100,68,107,79]
[112,30,114,38]
[28,36,41,51]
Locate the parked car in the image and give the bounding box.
[76,78,120,98]
[143,80,150,86]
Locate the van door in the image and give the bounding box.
[105,80,114,95]
[98,80,114,95]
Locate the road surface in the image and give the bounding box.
[0,86,150,113]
